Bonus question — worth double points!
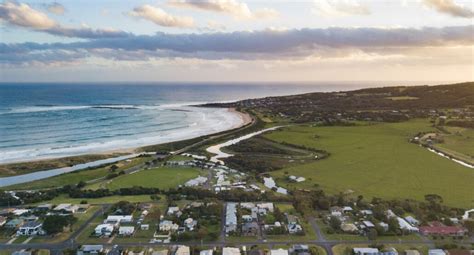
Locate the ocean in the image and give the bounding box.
[0,82,389,164]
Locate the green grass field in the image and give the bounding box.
[264,119,474,208]
[434,126,474,164]
[96,166,202,190]
[5,157,151,190]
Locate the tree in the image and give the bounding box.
[329,216,341,231]
[43,215,77,235]
[368,228,378,240]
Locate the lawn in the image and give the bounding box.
[99,166,202,190]
[264,119,474,208]
[5,156,151,190]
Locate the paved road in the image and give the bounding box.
[308,217,333,255]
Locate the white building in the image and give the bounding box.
[225,203,237,234]
[404,216,419,226]
[353,248,379,255]
[16,221,43,236]
[94,224,114,236]
[271,249,288,255]
[184,218,197,231]
[200,250,213,255]
[118,226,135,236]
[428,250,446,255]
[105,215,133,224]
[223,247,240,255]
[77,245,104,255]
[53,204,79,214]
[159,220,179,232]
[175,246,190,255]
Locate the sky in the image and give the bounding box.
[0,0,473,83]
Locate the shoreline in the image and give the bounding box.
[0,107,252,175]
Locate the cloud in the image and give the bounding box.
[312,0,371,17]
[169,0,279,19]
[423,0,474,18]
[0,1,56,29]
[45,2,65,15]
[0,1,130,38]
[1,25,472,66]
[128,5,194,28]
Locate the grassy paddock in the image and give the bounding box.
[97,166,203,190]
[265,119,474,208]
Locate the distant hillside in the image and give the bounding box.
[204,82,474,123]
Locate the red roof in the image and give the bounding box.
[419,225,467,235]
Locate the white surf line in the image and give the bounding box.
[206,126,284,164]
[426,147,474,169]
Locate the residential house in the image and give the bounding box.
[428,250,446,255]
[223,248,241,255]
[105,215,133,224]
[16,221,43,236]
[353,248,379,255]
[200,250,213,255]
[77,245,104,255]
[94,224,114,236]
[404,216,420,226]
[290,245,310,255]
[341,223,358,233]
[225,203,237,234]
[53,204,79,214]
[271,249,289,255]
[405,250,420,255]
[159,220,179,232]
[288,223,303,234]
[5,219,23,228]
[118,226,135,236]
[0,216,6,227]
[167,207,181,216]
[175,246,190,255]
[140,224,149,230]
[242,222,259,236]
[419,225,467,237]
[184,218,197,231]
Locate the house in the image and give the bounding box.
[288,223,303,234]
[140,224,149,230]
[287,215,299,225]
[16,221,43,236]
[396,217,419,232]
[242,222,259,236]
[419,225,467,236]
[0,216,6,227]
[404,216,419,226]
[159,220,179,232]
[94,224,114,236]
[271,249,289,255]
[223,247,241,255]
[225,203,237,234]
[360,210,373,216]
[380,248,398,255]
[53,204,79,214]
[242,215,253,222]
[119,226,135,236]
[21,215,39,222]
[167,207,180,215]
[405,250,420,255]
[105,215,133,224]
[362,221,375,228]
[5,219,23,228]
[257,203,274,213]
[77,245,104,255]
[200,250,213,255]
[353,248,379,255]
[428,250,446,255]
[184,218,197,231]
[175,246,190,255]
[343,206,353,213]
[290,245,310,255]
[341,223,358,233]
[330,206,343,217]
[12,209,30,216]
[184,176,207,187]
[35,204,53,212]
[379,222,389,232]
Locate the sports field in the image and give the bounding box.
[264,119,474,208]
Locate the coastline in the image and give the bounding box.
[0,107,252,177]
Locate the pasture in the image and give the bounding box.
[264,119,474,208]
